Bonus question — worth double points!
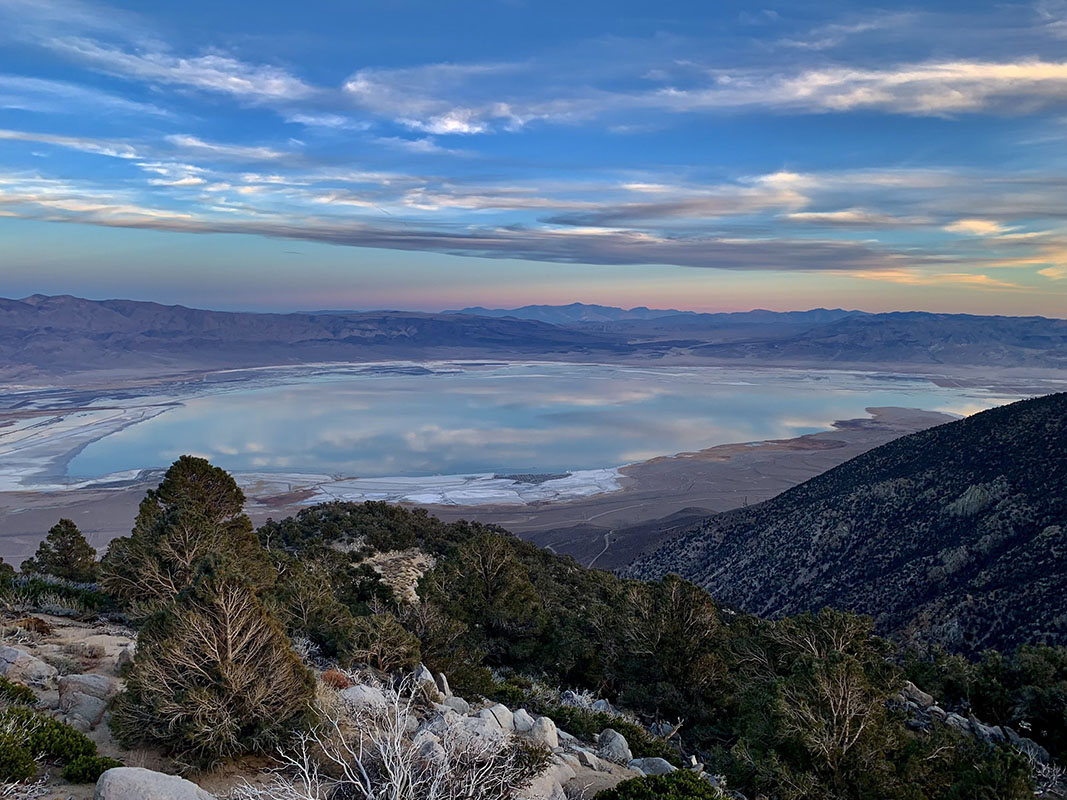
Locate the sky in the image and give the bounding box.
[2,1,1067,315]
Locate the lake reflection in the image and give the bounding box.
[67,363,1018,479]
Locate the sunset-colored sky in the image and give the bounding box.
[3,0,1067,315]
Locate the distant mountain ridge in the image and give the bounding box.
[0,294,628,379]
[1,295,1065,379]
[446,301,863,326]
[628,393,1067,655]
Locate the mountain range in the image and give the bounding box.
[2,295,1066,379]
[628,393,1067,655]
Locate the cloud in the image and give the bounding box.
[786,208,931,226]
[49,37,315,102]
[0,74,171,117]
[944,218,1008,235]
[0,128,140,158]
[1038,265,1067,278]
[165,134,287,161]
[656,59,1067,116]
[845,269,1022,289]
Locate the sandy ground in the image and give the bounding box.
[0,406,952,568]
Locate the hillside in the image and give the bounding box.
[2,296,1066,380]
[0,295,628,379]
[629,393,1067,655]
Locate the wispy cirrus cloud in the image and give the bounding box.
[0,74,171,117]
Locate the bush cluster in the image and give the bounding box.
[0,706,98,781]
[0,675,37,706]
[595,770,724,799]
[62,754,124,783]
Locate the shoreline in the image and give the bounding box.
[0,359,1058,565]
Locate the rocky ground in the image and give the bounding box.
[0,613,722,800]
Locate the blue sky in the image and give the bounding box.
[2,0,1067,314]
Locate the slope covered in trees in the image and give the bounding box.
[629,393,1067,655]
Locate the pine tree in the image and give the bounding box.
[20,519,97,583]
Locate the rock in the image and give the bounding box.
[339,684,389,711]
[434,672,451,697]
[944,712,969,732]
[415,731,446,765]
[477,708,503,729]
[522,757,575,800]
[442,695,470,714]
[902,681,934,708]
[968,715,1006,744]
[59,673,118,730]
[414,663,435,685]
[597,728,632,764]
[455,715,507,748]
[1005,727,1050,764]
[487,703,514,731]
[592,699,612,713]
[116,644,136,673]
[95,767,215,799]
[529,716,559,749]
[513,708,535,732]
[628,757,676,775]
[557,729,578,746]
[0,646,57,688]
[576,749,605,771]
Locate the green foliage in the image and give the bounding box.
[904,643,1067,759]
[111,558,316,768]
[254,501,1038,800]
[0,575,113,615]
[0,556,14,580]
[0,734,36,782]
[62,754,124,783]
[490,679,681,765]
[347,612,421,672]
[20,519,97,583]
[0,705,97,764]
[595,770,723,799]
[0,675,37,706]
[258,500,449,555]
[100,455,274,615]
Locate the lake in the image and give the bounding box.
[65,362,1020,481]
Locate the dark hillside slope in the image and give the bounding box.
[629,393,1067,654]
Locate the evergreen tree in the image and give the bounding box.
[20,519,97,582]
[99,456,273,614]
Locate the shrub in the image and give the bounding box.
[347,613,421,673]
[320,669,352,690]
[0,676,37,706]
[61,754,123,783]
[0,706,96,761]
[0,734,36,782]
[20,519,97,583]
[235,680,550,800]
[111,560,315,768]
[595,770,724,799]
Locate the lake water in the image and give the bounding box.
[66,362,1020,481]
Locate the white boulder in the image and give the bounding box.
[94,767,214,800]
